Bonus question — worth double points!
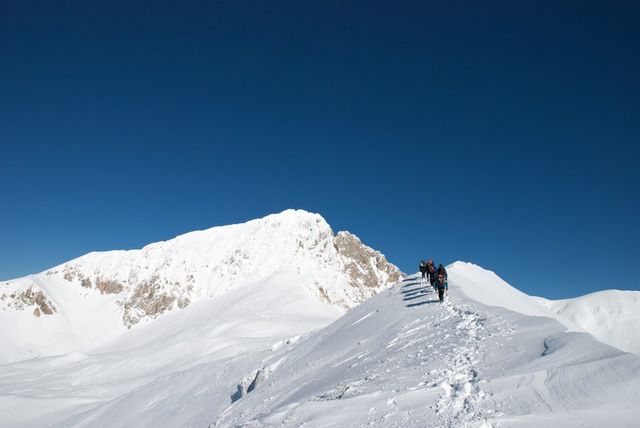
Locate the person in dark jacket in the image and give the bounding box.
[428,263,437,289]
[434,272,448,302]
[427,260,438,289]
[419,260,428,280]
[437,264,448,279]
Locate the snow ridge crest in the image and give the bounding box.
[1,209,403,330]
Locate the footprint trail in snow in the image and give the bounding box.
[215,276,516,428]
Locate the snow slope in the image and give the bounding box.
[450,261,640,355]
[535,290,640,354]
[0,271,343,428]
[1,215,639,427]
[0,209,402,363]
[447,261,563,319]
[2,263,639,427]
[210,270,640,428]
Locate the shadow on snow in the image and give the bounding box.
[406,300,439,307]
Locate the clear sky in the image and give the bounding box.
[1,1,638,299]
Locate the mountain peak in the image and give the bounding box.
[0,210,402,362]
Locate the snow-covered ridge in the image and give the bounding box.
[210,268,640,427]
[534,290,640,354]
[2,258,639,427]
[450,261,640,355]
[205,273,640,427]
[0,209,403,362]
[448,261,566,320]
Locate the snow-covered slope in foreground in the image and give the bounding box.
[0,272,344,427]
[0,209,402,363]
[2,263,639,427]
[209,267,640,428]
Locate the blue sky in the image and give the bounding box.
[1,1,638,299]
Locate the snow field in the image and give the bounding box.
[2,263,640,427]
[210,269,640,428]
[1,212,640,428]
[0,271,343,428]
[212,276,516,427]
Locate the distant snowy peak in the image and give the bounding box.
[0,210,403,328]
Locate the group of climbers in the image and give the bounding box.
[418,259,448,302]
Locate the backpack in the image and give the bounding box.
[437,264,447,277]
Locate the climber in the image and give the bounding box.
[434,272,448,303]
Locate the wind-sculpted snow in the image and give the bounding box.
[447,261,559,319]
[210,276,640,428]
[1,230,639,426]
[535,290,640,354]
[210,278,515,427]
[207,276,640,427]
[0,209,402,363]
[450,261,640,356]
[1,265,640,427]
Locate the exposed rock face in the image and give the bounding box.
[96,278,124,295]
[334,231,404,301]
[1,286,56,316]
[177,296,191,309]
[122,276,177,327]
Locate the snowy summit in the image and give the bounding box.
[1,210,639,427]
[0,209,403,363]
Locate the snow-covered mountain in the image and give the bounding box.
[1,213,639,427]
[0,209,403,363]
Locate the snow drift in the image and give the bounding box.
[450,261,640,355]
[535,290,640,354]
